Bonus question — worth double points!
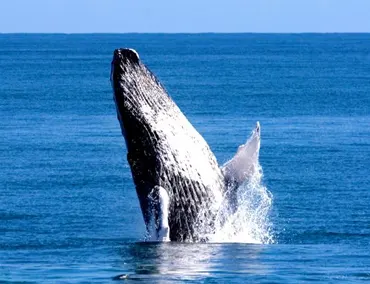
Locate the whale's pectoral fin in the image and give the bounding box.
[147,186,170,242]
[221,122,261,188]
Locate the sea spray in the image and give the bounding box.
[212,164,274,244]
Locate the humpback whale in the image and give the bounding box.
[111,48,260,242]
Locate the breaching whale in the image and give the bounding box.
[111,48,260,242]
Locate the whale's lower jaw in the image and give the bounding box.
[111,48,225,242]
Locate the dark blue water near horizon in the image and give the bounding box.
[1,34,369,283]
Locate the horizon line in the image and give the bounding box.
[1,32,370,35]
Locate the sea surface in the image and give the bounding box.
[1,34,369,283]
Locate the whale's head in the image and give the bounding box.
[110,48,168,145]
[111,48,166,111]
[110,48,172,215]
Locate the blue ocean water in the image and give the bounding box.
[0,34,369,283]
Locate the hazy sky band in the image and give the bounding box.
[1,0,370,33]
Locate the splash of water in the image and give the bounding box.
[197,163,274,244]
[211,164,274,244]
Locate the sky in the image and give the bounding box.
[1,0,370,33]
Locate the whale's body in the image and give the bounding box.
[111,49,260,242]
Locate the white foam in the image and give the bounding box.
[212,165,274,244]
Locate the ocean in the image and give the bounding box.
[0,34,369,283]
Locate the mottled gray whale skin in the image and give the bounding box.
[111,48,225,242]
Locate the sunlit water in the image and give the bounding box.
[1,34,370,283]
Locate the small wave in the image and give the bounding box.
[0,212,37,221]
[278,230,370,244]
